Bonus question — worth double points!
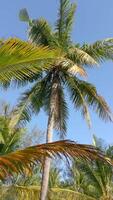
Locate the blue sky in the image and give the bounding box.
[0,0,113,144]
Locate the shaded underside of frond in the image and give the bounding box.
[9,74,53,129]
[65,74,112,124]
[53,84,68,137]
[0,140,113,179]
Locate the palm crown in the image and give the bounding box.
[17,0,113,135]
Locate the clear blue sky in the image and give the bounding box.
[0,0,113,144]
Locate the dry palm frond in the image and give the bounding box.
[0,140,113,179]
[68,64,87,77]
[68,47,98,66]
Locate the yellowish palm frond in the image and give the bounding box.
[59,57,87,77]
[69,47,98,66]
[0,38,58,83]
[68,64,87,77]
[0,186,96,200]
[0,140,113,179]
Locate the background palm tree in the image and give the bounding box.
[18,1,113,199]
[0,103,26,156]
[65,136,113,200]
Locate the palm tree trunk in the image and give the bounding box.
[40,80,57,200]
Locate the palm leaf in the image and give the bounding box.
[19,8,30,22]
[0,186,96,200]
[65,75,92,127]
[65,75,112,123]
[9,75,52,129]
[0,38,58,83]
[68,64,87,77]
[56,0,76,45]
[52,83,68,137]
[67,47,98,66]
[50,188,96,200]
[75,79,112,122]
[82,38,113,63]
[0,140,113,179]
[29,18,54,46]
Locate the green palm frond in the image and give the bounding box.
[0,186,96,200]
[56,0,76,45]
[53,85,68,138]
[0,140,113,179]
[19,8,30,22]
[9,75,52,129]
[82,38,113,63]
[65,75,112,123]
[65,75,92,127]
[0,104,25,155]
[0,38,58,83]
[50,188,96,200]
[75,79,112,122]
[29,18,54,46]
[0,186,40,200]
[72,137,113,199]
[78,161,103,195]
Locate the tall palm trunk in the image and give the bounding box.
[40,79,58,200]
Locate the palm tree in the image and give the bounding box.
[0,38,111,200]
[66,136,113,200]
[18,1,113,199]
[0,103,26,157]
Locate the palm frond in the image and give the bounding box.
[75,79,112,122]
[68,64,87,77]
[53,84,68,138]
[65,75,112,123]
[68,47,98,66]
[78,161,103,194]
[29,18,54,46]
[50,188,96,200]
[56,0,76,45]
[0,38,58,83]
[61,57,87,77]
[9,76,50,129]
[65,75,92,127]
[0,186,96,200]
[19,8,30,22]
[82,38,113,63]
[0,140,113,179]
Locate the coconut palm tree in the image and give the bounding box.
[18,1,113,199]
[0,103,26,156]
[66,136,113,200]
[0,41,111,200]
